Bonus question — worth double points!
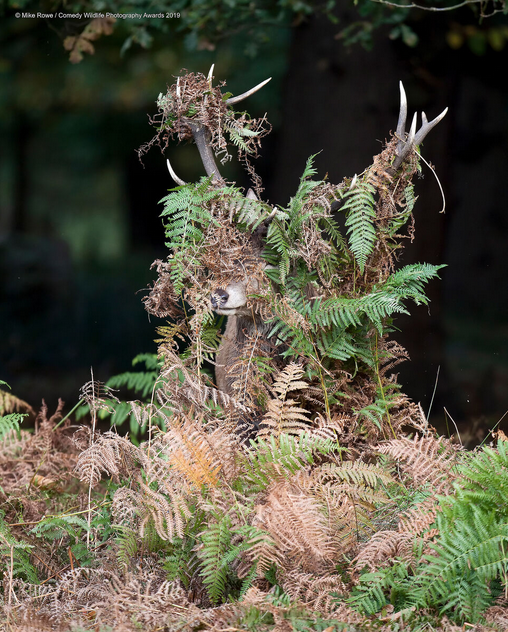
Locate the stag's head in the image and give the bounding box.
[165,66,275,321]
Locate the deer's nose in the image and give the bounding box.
[210,288,229,309]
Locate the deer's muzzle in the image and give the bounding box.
[210,281,249,315]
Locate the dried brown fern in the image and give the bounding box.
[350,436,459,576]
[0,400,78,498]
[157,344,250,418]
[167,419,240,486]
[378,434,459,494]
[252,476,336,574]
[13,566,195,631]
[306,460,395,558]
[108,411,244,544]
[258,364,312,438]
[75,430,142,487]
[353,529,416,572]
[281,569,347,614]
[223,329,275,408]
[0,389,34,417]
[398,496,440,537]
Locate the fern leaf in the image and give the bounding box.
[243,433,334,491]
[379,434,458,493]
[253,477,337,570]
[114,525,139,571]
[271,363,309,399]
[107,370,159,399]
[383,263,446,306]
[259,364,311,437]
[341,180,377,274]
[198,515,232,604]
[0,412,25,441]
[421,503,508,622]
[0,511,38,584]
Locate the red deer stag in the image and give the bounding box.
[154,68,447,439]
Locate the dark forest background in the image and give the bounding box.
[1,0,507,441]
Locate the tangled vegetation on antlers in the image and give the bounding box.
[2,71,507,631]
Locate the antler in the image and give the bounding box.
[226,77,272,105]
[167,66,272,186]
[387,82,448,176]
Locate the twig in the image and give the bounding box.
[416,150,446,214]
[427,365,440,420]
[443,407,462,446]
[369,0,498,12]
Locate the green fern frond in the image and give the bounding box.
[132,353,162,371]
[226,124,260,153]
[107,370,159,400]
[315,329,359,362]
[77,354,164,431]
[451,438,508,518]
[283,154,322,223]
[115,524,138,571]
[398,441,508,623]
[168,248,201,295]
[198,514,233,604]
[348,562,423,616]
[356,397,392,432]
[404,183,417,213]
[31,515,90,541]
[316,461,395,490]
[266,220,292,284]
[233,194,278,231]
[299,154,320,181]
[160,178,240,293]
[421,503,507,622]
[309,296,362,330]
[383,263,446,305]
[341,180,377,274]
[243,432,334,492]
[0,511,38,584]
[0,412,25,441]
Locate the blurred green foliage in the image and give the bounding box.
[3,0,506,65]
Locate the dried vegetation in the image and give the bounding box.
[1,71,507,631]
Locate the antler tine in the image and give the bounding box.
[178,72,272,182]
[396,81,408,153]
[413,107,448,147]
[407,112,417,146]
[390,112,418,174]
[389,82,448,175]
[167,158,187,186]
[207,63,215,85]
[226,77,272,105]
[204,64,214,106]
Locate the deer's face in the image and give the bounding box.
[210,279,259,316]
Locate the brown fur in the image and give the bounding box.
[215,313,272,394]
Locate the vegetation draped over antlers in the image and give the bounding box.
[9,70,508,632]
[142,68,446,444]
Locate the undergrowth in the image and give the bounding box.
[1,70,507,632]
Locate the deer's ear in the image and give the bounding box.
[246,188,258,201]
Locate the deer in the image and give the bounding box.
[161,68,448,431]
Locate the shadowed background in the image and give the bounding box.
[1,0,507,441]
